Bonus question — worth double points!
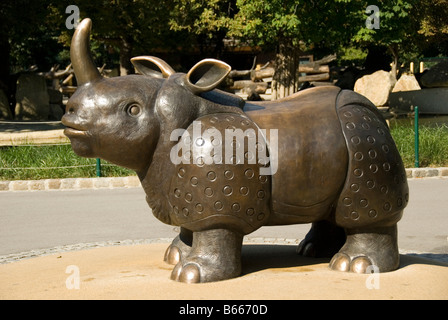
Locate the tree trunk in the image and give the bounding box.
[119,37,134,76]
[388,44,399,81]
[271,40,303,100]
[0,33,13,118]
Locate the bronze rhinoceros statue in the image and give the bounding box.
[62,19,409,283]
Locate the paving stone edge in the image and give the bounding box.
[1,167,447,192]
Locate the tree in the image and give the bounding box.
[4,0,447,97]
[0,0,68,115]
[227,0,358,98]
[414,0,448,57]
[51,0,179,76]
[350,0,419,79]
[168,0,237,60]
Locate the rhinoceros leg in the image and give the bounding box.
[170,228,243,283]
[164,227,193,265]
[329,223,400,273]
[297,220,346,258]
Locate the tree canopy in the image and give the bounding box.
[2,0,448,87]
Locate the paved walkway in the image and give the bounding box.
[1,178,447,259]
[1,243,447,300]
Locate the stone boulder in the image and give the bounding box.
[420,60,448,88]
[0,89,12,120]
[354,70,396,107]
[14,73,50,120]
[392,73,421,92]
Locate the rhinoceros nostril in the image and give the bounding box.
[67,107,75,114]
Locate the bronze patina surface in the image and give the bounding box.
[62,18,409,283]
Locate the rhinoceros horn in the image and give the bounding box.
[70,18,101,85]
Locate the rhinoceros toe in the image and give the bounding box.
[171,262,201,283]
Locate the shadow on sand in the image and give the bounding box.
[240,244,448,276]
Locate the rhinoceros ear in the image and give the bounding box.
[131,56,175,78]
[185,59,231,94]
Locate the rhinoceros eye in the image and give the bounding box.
[127,104,141,117]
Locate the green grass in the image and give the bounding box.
[0,144,135,180]
[390,124,448,168]
[1,124,447,180]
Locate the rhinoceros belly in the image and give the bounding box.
[245,86,348,225]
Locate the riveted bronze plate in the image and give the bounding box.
[335,98,409,228]
[168,112,271,234]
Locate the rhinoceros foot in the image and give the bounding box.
[329,224,400,273]
[297,220,346,258]
[170,228,244,283]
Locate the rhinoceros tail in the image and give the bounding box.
[334,90,409,228]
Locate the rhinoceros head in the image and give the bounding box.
[62,18,237,174]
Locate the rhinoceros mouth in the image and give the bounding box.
[63,127,88,137]
[62,121,89,137]
[61,117,89,137]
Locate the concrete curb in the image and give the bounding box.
[1,167,448,192]
[406,167,448,178]
[0,176,141,192]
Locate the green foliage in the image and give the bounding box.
[2,0,66,73]
[351,0,417,46]
[338,46,368,65]
[169,0,233,36]
[227,0,356,50]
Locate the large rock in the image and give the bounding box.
[420,60,448,88]
[14,73,50,120]
[354,70,396,107]
[0,89,12,120]
[392,73,421,92]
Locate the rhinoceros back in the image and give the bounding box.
[334,90,409,228]
[167,112,271,233]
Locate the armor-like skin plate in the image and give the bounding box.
[168,113,271,234]
[335,91,409,228]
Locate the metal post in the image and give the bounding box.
[96,158,102,177]
[414,106,419,168]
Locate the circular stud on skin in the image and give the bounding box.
[167,112,271,235]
